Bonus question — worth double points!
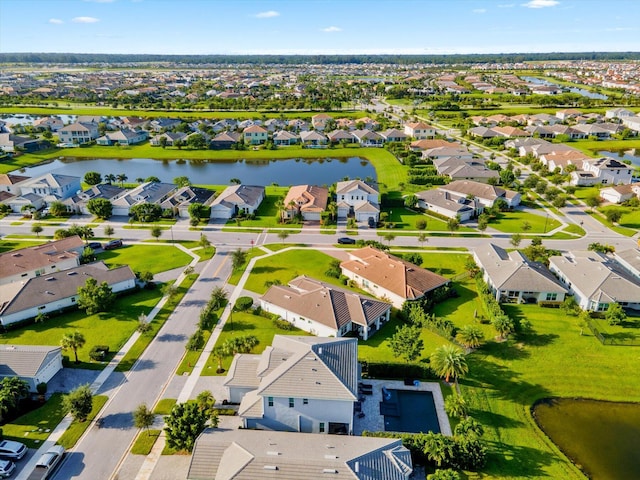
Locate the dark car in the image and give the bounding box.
[368,217,376,228]
[88,242,102,250]
[337,237,356,245]
[103,239,123,250]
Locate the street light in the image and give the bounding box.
[543,214,549,234]
[170,225,174,243]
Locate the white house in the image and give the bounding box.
[439,180,521,208]
[96,128,148,146]
[0,262,136,327]
[340,247,450,309]
[473,243,567,303]
[209,184,265,219]
[58,122,99,144]
[549,251,640,312]
[0,173,30,196]
[0,346,63,392]
[415,189,478,222]
[225,336,358,435]
[335,180,380,222]
[18,173,81,201]
[600,183,640,204]
[614,248,640,281]
[404,121,436,139]
[570,157,633,186]
[260,276,391,340]
[111,182,177,217]
[63,183,126,215]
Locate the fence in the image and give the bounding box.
[586,318,640,346]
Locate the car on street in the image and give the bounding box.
[27,445,65,480]
[87,242,102,250]
[103,239,123,250]
[0,459,15,478]
[337,237,356,245]
[0,440,27,460]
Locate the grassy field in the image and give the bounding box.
[0,288,163,368]
[57,395,108,449]
[599,204,640,230]
[489,209,562,234]
[131,430,161,455]
[153,398,177,415]
[382,208,474,232]
[0,238,46,253]
[2,394,66,448]
[97,244,193,275]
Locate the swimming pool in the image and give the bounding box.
[381,388,441,434]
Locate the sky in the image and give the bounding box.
[1,0,639,55]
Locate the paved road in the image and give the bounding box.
[50,249,232,480]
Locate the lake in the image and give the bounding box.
[18,156,376,186]
[598,149,640,167]
[533,398,640,480]
[521,76,608,100]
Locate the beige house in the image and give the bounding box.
[439,180,521,208]
[243,125,268,145]
[282,185,328,221]
[403,121,436,139]
[340,247,450,309]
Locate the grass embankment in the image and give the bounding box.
[97,244,193,275]
[153,399,177,415]
[57,395,108,449]
[489,209,562,234]
[131,430,162,455]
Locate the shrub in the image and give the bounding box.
[89,345,110,361]
[234,296,253,311]
[273,318,294,330]
[415,218,427,230]
[186,329,205,351]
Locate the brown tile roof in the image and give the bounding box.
[340,247,449,300]
[283,185,328,214]
[0,236,85,279]
[410,139,460,151]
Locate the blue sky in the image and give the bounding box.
[1,0,639,55]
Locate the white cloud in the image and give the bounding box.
[522,0,559,8]
[321,26,342,32]
[49,18,64,24]
[473,8,487,13]
[498,3,515,7]
[255,10,280,18]
[72,16,100,23]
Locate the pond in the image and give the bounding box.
[598,149,640,167]
[521,76,608,100]
[533,398,640,480]
[18,156,376,186]
[0,114,77,125]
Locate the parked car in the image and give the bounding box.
[337,237,356,245]
[87,242,102,250]
[368,217,376,228]
[0,459,15,478]
[103,239,123,250]
[0,440,27,460]
[27,445,65,480]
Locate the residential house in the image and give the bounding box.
[4,192,45,213]
[0,236,85,286]
[225,335,358,434]
[57,122,99,144]
[473,243,567,304]
[33,116,64,132]
[614,248,640,281]
[439,180,521,208]
[311,113,333,131]
[0,173,30,196]
[570,157,633,186]
[0,133,50,153]
[0,346,63,392]
[621,116,640,133]
[111,182,177,217]
[209,131,240,150]
[299,130,328,146]
[540,150,591,173]
[547,124,586,140]
[149,131,187,147]
[17,173,81,201]
[606,108,635,119]
[468,126,500,139]
[379,128,408,143]
[272,130,298,146]
[161,186,216,218]
[409,139,459,152]
[351,129,384,146]
[492,126,531,138]
[549,251,640,312]
[572,123,612,139]
[525,125,554,139]
[282,185,327,221]
[356,117,380,131]
[261,276,391,340]
[340,246,450,309]
[149,118,182,132]
[326,129,356,144]
[432,156,500,183]
[243,125,268,145]
[600,183,640,204]
[187,429,412,480]
[415,189,479,222]
[556,109,582,121]
[96,128,148,146]
[403,122,436,139]
[0,262,136,326]
[209,184,265,219]
[528,113,560,126]
[63,183,126,215]
[264,118,285,132]
[335,180,380,222]
[423,146,473,161]
[287,119,310,132]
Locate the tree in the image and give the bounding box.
[404,252,423,266]
[212,344,232,373]
[210,286,228,310]
[382,232,396,246]
[604,208,623,224]
[186,329,205,351]
[454,416,485,439]
[230,178,241,185]
[87,198,113,219]
[104,173,116,185]
[416,218,427,230]
[84,171,102,185]
[418,232,428,246]
[60,331,86,364]
[428,470,460,480]
[162,284,178,300]
[447,217,460,234]
[199,233,211,252]
[477,214,489,232]
[31,223,43,238]
[35,311,48,323]
[145,176,160,183]
[151,226,163,241]
[388,324,424,363]
[63,384,93,422]
[81,246,96,264]
[21,204,36,217]
[104,225,114,238]
[457,325,483,349]
[521,221,532,232]
[173,176,191,188]
[560,296,579,316]
[159,136,168,149]
[116,173,128,187]
[430,345,468,387]
[137,314,152,333]
[510,233,522,248]
[445,394,468,419]
[133,403,155,432]
[499,168,516,186]
[49,201,67,217]
[585,195,601,211]
[588,242,615,254]
[0,378,29,420]
[77,277,115,315]
[424,432,456,468]
[492,314,515,340]
[188,203,205,223]
[277,231,289,243]
[195,390,216,419]
[231,248,247,271]
[187,133,207,150]
[164,402,208,453]
[404,195,418,208]
[130,202,162,222]
[606,302,626,326]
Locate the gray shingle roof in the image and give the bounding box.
[0,345,61,378]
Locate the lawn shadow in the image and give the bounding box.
[522,332,559,347]
[251,265,285,275]
[156,333,187,342]
[224,320,257,332]
[483,441,556,478]
[480,339,531,361]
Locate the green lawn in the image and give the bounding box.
[2,394,66,448]
[97,244,193,275]
[227,247,268,286]
[0,239,46,253]
[0,288,163,368]
[153,399,177,415]
[222,187,302,231]
[571,185,601,201]
[131,430,161,455]
[587,210,638,237]
[202,310,311,375]
[599,205,640,230]
[57,395,108,449]
[590,315,640,344]
[489,209,561,234]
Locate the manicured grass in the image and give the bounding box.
[131,429,161,455]
[153,399,177,416]
[115,274,198,372]
[383,208,474,233]
[193,246,216,262]
[599,205,640,230]
[202,310,311,375]
[0,288,163,368]
[571,185,601,201]
[562,224,586,236]
[227,247,267,286]
[243,249,344,295]
[586,210,637,237]
[0,239,46,253]
[590,315,640,343]
[489,209,561,234]
[57,395,108,449]
[570,138,640,156]
[97,244,192,275]
[2,394,66,448]
[176,327,214,376]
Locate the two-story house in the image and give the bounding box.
[18,173,81,201]
[243,125,268,145]
[570,157,633,186]
[335,180,380,222]
[57,122,99,144]
[403,121,436,139]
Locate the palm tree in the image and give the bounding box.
[423,432,455,468]
[327,201,337,222]
[212,344,232,373]
[430,345,468,390]
[135,177,145,184]
[457,325,483,349]
[444,393,468,419]
[60,331,86,364]
[116,173,128,187]
[104,173,116,185]
[274,197,285,223]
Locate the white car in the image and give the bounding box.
[0,440,27,460]
[0,459,15,478]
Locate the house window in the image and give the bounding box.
[71,297,75,302]
[546,293,558,301]
[319,422,325,433]
[268,397,273,407]
[303,398,308,405]
[289,398,294,408]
